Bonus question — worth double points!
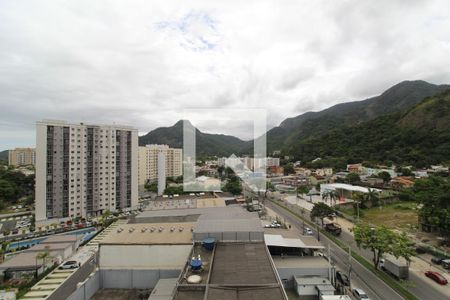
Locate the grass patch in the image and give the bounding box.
[270,200,419,300]
[363,202,418,230]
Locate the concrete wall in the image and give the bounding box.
[67,269,100,300]
[101,269,180,289]
[99,245,192,269]
[277,267,330,288]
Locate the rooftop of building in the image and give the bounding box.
[264,234,325,250]
[25,242,73,252]
[144,197,226,211]
[174,242,287,300]
[37,119,137,130]
[272,256,331,268]
[194,218,262,234]
[0,251,57,270]
[136,205,255,221]
[320,183,381,193]
[99,222,195,245]
[40,234,80,244]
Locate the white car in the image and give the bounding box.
[305,227,313,235]
[59,260,79,269]
[353,288,370,300]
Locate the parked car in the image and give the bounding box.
[415,246,427,254]
[304,227,313,235]
[442,259,450,269]
[60,261,80,270]
[336,270,350,286]
[425,271,448,285]
[431,257,445,265]
[353,288,370,300]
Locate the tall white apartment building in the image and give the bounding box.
[138,144,182,186]
[35,120,138,221]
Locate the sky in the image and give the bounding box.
[1,0,450,150]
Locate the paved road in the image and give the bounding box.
[336,216,450,300]
[267,200,405,300]
[48,256,96,300]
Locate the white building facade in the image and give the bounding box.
[35,120,138,221]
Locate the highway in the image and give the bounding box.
[267,200,405,300]
[267,199,450,300]
[338,224,450,300]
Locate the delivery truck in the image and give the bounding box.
[379,257,409,280]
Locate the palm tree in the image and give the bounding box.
[364,188,380,207]
[351,191,368,222]
[322,190,338,206]
[35,246,52,278]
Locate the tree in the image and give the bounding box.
[144,182,157,193]
[36,246,53,278]
[351,192,365,221]
[283,163,295,175]
[297,185,309,198]
[322,190,338,206]
[265,181,274,198]
[354,223,415,269]
[377,171,391,184]
[223,176,242,195]
[310,202,334,226]
[354,224,394,269]
[346,173,361,184]
[400,168,413,177]
[364,188,380,207]
[391,232,416,266]
[413,176,450,235]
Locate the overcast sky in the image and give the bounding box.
[1,0,450,150]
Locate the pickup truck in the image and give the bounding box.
[324,223,342,236]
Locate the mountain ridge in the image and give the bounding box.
[138,80,450,163]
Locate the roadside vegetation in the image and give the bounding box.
[0,162,35,212]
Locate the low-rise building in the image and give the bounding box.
[390,176,415,188]
[346,164,363,174]
[315,168,333,177]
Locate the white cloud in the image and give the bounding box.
[0,0,449,149]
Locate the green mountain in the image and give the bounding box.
[139,80,450,165]
[291,89,450,168]
[264,80,449,154]
[0,150,8,162]
[138,120,248,157]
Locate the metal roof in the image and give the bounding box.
[194,218,262,233]
[264,234,325,249]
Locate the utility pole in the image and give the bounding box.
[316,222,320,241]
[356,202,360,223]
[348,246,352,289]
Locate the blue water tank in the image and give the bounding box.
[202,237,215,251]
[190,259,202,270]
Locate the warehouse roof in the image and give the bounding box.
[194,218,262,233]
[321,183,381,193]
[272,256,331,268]
[207,242,286,300]
[99,222,195,245]
[265,234,325,249]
